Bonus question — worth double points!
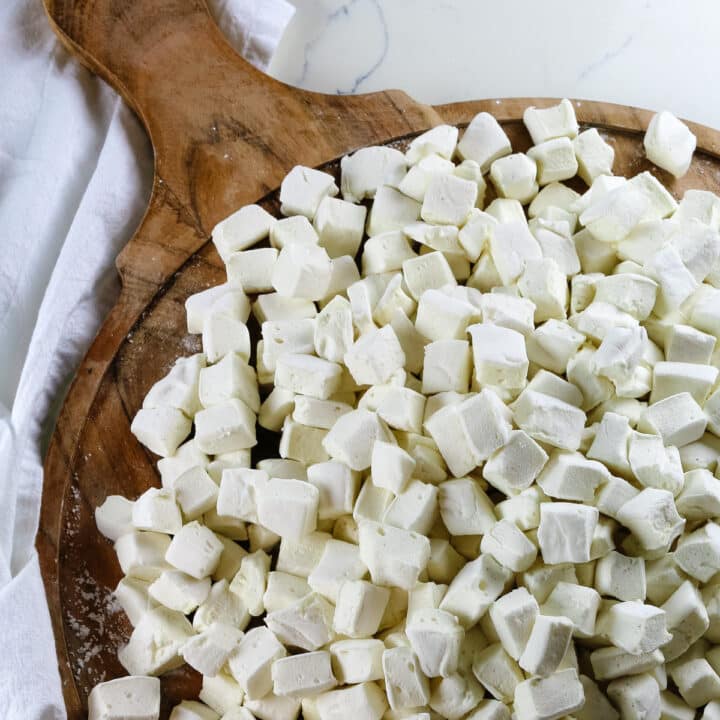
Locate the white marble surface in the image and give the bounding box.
[269,0,720,129]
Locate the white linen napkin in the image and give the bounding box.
[0,0,294,716]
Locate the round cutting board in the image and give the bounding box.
[39,0,720,716]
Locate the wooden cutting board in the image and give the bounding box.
[38,0,720,716]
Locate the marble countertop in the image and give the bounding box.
[269,0,720,129]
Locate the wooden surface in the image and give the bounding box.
[38,0,720,717]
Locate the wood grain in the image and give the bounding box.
[38,0,720,716]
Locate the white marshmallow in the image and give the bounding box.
[512,390,586,452]
[617,489,685,552]
[374,386,426,433]
[382,645,430,710]
[483,430,549,495]
[644,111,696,178]
[361,231,417,275]
[307,538,367,602]
[537,502,598,564]
[489,587,539,661]
[256,478,318,541]
[88,676,161,720]
[199,353,259,412]
[344,326,405,386]
[438,477,496,536]
[518,614,573,678]
[674,522,720,582]
[370,441,415,494]
[523,100,578,145]
[573,128,615,185]
[115,531,171,581]
[489,221,542,286]
[315,682,387,720]
[422,339,472,394]
[586,411,632,477]
[542,581,600,637]
[148,569,210,614]
[528,137,579,185]
[407,124,459,164]
[269,214,319,250]
[280,166,338,220]
[426,389,512,477]
[358,521,430,591]
[665,324,716,365]
[226,247,278,294]
[472,644,524,702]
[536,451,608,502]
[628,431,684,495]
[198,673,244,715]
[652,361,718,405]
[272,651,337,698]
[212,203,276,261]
[468,323,528,389]
[441,555,512,628]
[333,579,389,638]
[131,406,192,458]
[265,591,335,651]
[402,251,457,300]
[490,153,538,204]
[165,522,223,579]
[194,398,256,454]
[367,185,421,236]
[526,320,585,375]
[595,551,647,602]
[274,354,342,401]
[513,668,585,720]
[118,607,194,676]
[458,112,512,172]
[329,638,384,684]
[227,626,286,700]
[481,291,536,336]
[644,244,699,313]
[638,392,707,447]
[607,674,661,720]
[383,479,438,535]
[406,608,464,678]
[676,468,720,520]
[314,196,366,258]
[181,622,243,677]
[96,495,135,542]
[271,243,332,301]
[341,146,407,202]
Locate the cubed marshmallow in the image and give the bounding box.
[468,323,528,389]
[341,146,407,202]
[280,166,338,219]
[573,128,615,185]
[644,111,696,178]
[538,502,598,564]
[458,112,512,172]
[523,100,579,145]
[344,326,405,386]
[422,339,472,394]
[367,185,421,236]
[527,138,578,185]
[483,430,549,495]
[617,489,685,552]
[194,398,256,454]
[88,676,161,720]
[490,153,538,205]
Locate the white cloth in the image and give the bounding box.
[0,0,293,716]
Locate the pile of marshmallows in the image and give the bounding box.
[90,101,720,720]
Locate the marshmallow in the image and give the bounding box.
[422,339,472,394]
[438,478,497,536]
[165,522,223,579]
[513,668,585,720]
[495,487,548,533]
[367,185,421,236]
[323,409,393,471]
[586,411,632,477]
[406,608,464,678]
[489,222,542,286]
[628,432,684,495]
[199,353,259,413]
[192,578,249,633]
[472,644,524,703]
[644,244,699,314]
[415,289,476,342]
[169,701,222,719]
[489,587,539,660]
[407,124,459,164]
[665,324,716,365]
[483,430,549,495]
[542,581,600,637]
[644,111,696,178]
[441,555,513,627]
[173,466,218,521]
[271,243,332,301]
[674,522,720,582]
[573,128,615,185]
[481,292,536,335]
[226,626,286,700]
[531,220,581,275]
[96,495,135,543]
[280,166,338,219]
[670,657,720,709]
[458,112,512,173]
[518,258,568,322]
[520,561,579,604]
[480,520,537,572]
[226,248,278,294]
[88,676,161,720]
[212,203,275,260]
[676,469,720,520]
[256,478,319,541]
[269,214,319,250]
[638,392,707,447]
[265,591,335,651]
[274,354,342,400]
[131,488,182,535]
[607,674,661,720]
[333,580,389,638]
[490,153,538,204]
[314,196,367,258]
[468,323,528,389]
[518,614,573,677]
[341,146,407,202]
[329,638,385,684]
[400,154,456,202]
[427,389,512,477]
[131,406,192,458]
[536,451,608,502]
[402,251,457,300]
[344,326,405,386]
[115,531,171,581]
[307,539,367,602]
[512,390,586,451]
[652,361,718,405]
[374,386,426,433]
[148,569,210,614]
[118,607,194,676]
[181,622,243,678]
[315,682,387,720]
[362,231,417,275]
[293,396,352,431]
[523,100,579,145]
[537,502,598,564]
[272,651,337,698]
[358,521,430,591]
[526,320,585,375]
[662,581,710,661]
[603,600,671,654]
[617,489,685,552]
[595,550,647,602]
[370,440,415,495]
[527,137,579,185]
